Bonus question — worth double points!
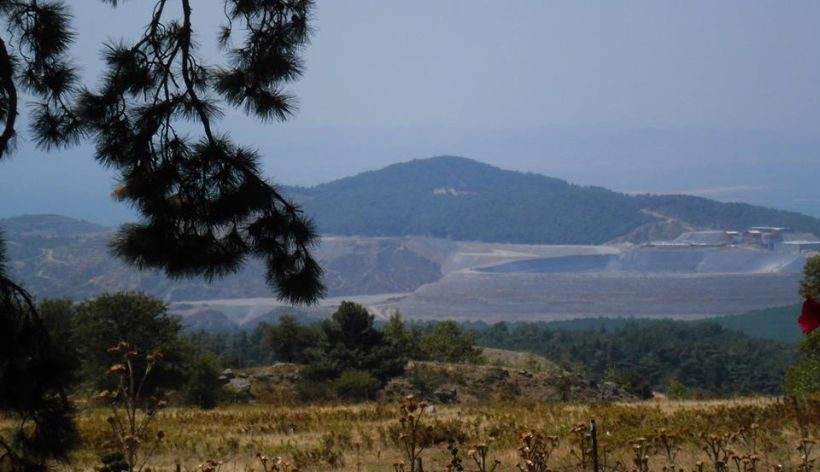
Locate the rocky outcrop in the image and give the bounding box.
[379,361,635,404]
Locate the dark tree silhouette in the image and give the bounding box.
[0,0,324,304]
[0,6,80,468]
[0,238,77,471]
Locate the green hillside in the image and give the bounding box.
[714,304,803,344]
[290,156,820,244]
[633,194,820,235]
[515,304,804,344]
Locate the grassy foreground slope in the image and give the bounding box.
[64,397,819,472]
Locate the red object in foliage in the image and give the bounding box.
[799,296,820,335]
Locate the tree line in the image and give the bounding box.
[189,305,801,398]
[31,294,483,406]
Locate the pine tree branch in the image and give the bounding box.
[180,0,215,145]
[0,272,36,315]
[0,36,18,157]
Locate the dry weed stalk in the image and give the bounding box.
[630,437,653,472]
[700,432,735,472]
[570,421,592,470]
[257,452,299,472]
[599,442,624,472]
[468,439,500,472]
[797,438,816,472]
[197,459,223,472]
[655,428,681,469]
[397,395,432,472]
[516,430,558,472]
[445,443,464,472]
[721,423,762,472]
[353,440,362,472]
[737,424,760,457]
[729,451,759,472]
[98,342,166,472]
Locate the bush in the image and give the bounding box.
[183,353,222,409]
[665,377,690,400]
[295,377,333,402]
[333,369,381,400]
[785,331,820,396]
[406,364,447,396]
[419,321,483,363]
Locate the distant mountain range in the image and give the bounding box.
[287,156,820,245]
[0,156,813,313]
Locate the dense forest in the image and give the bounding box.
[291,156,650,244]
[474,319,795,397]
[633,194,820,234]
[713,303,803,343]
[519,304,803,344]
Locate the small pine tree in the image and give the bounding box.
[304,302,405,385]
[264,315,320,363]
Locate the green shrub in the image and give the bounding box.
[785,332,820,396]
[183,352,222,409]
[295,377,332,402]
[333,369,381,400]
[406,364,447,396]
[665,377,690,400]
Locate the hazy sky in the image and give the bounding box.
[65,0,820,130]
[301,2,820,131]
[2,1,820,223]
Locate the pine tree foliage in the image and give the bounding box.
[0,1,324,304]
[0,0,79,157]
[303,302,406,384]
[0,4,79,466]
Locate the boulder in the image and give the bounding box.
[225,377,252,395]
[434,388,459,404]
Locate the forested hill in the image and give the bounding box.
[287,156,820,244]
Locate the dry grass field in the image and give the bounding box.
[43,395,818,472]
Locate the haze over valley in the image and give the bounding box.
[3,157,813,329]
